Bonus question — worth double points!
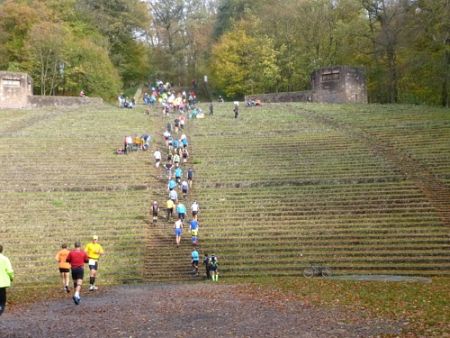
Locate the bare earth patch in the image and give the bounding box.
[0,283,406,337]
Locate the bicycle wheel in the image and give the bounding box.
[303,267,314,278]
[321,267,332,277]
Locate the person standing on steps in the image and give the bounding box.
[84,235,104,291]
[191,248,199,276]
[233,101,239,118]
[55,243,71,293]
[203,253,211,280]
[174,218,183,247]
[0,244,14,315]
[151,201,159,223]
[209,254,219,281]
[66,241,88,305]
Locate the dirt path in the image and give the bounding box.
[0,283,405,337]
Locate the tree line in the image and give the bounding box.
[0,0,448,106]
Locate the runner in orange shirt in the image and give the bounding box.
[55,243,71,293]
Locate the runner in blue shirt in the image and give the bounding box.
[191,248,199,276]
[176,202,186,221]
[168,179,177,191]
[175,167,183,184]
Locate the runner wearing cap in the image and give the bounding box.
[84,235,104,291]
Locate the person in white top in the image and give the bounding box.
[191,201,199,218]
[153,150,162,167]
[174,219,183,247]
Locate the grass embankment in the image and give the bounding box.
[1,101,450,336]
[0,104,157,289]
[191,102,450,277]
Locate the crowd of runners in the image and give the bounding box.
[151,92,219,281]
[0,85,221,314]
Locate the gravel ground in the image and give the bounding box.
[0,283,406,338]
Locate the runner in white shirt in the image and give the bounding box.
[153,149,161,167]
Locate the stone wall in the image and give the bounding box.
[0,71,32,108]
[311,66,367,103]
[246,90,313,103]
[0,71,104,109]
[28,95,103,108]
[246,66,367,104]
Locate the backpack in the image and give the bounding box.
[209,256,218,268]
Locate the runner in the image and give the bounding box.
[153,149,162,168]
[191,201,199,218]
[181,180,189,198]
[174,167,183,185]
[187,168,194,188]
[0,244,14,315]
[189,218,199,246]
[191,248,199,276]
[176,202,187,222]
[66,241,88,305]
[55,243,71,293]
[166,198,175,221]
[169,189,178,203]
[174,218,183,247]
[84,235,104,291]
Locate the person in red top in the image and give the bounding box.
[66,241,88,305]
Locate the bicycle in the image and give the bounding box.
[303,263,332,278]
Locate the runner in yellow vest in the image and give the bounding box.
[84,235,104,291]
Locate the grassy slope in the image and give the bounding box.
[1,102,449,336]
[0,104,154,288]
[191,102,450,277]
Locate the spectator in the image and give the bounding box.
[0,244,14,315]
[203,253,211,280]
[151,201,159,224]
[209,254,219,282]
[233,101,239,118]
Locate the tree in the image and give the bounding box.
[24,22,66,95]
[210,21,280,99]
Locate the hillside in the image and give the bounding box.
[190,102,450,277]
[0,102,449,293]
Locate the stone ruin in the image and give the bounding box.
[0,71,32,108]
[0,71,102,109]
[246,66,368,104]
